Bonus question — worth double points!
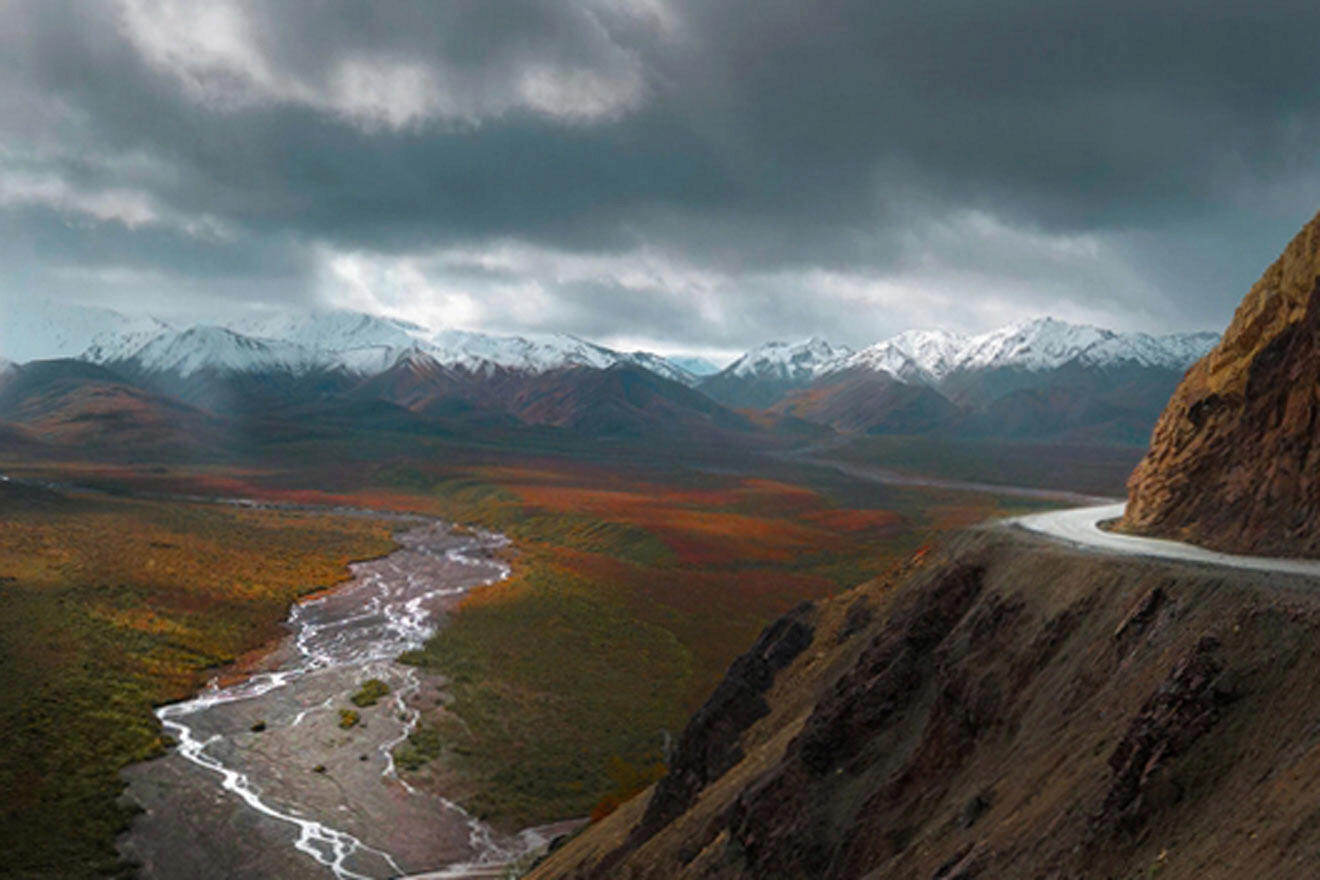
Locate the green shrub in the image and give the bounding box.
[350,678,391,707]
[393,722,445,771]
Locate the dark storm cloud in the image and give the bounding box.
[2,0,1319,350]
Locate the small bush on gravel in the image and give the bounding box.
[350,678,391,707]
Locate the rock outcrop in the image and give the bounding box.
[1124,208,1320,554]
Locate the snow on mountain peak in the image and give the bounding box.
[619,350,697,386]
[830,318,1218,383]
[726,337,850,380]
[42,303,705,384]
[957,317,1113,373]
[830,329,969,383]
[127,326,318,377]
[230,310,426,354]
[0,298,1220,392]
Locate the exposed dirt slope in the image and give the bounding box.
[531,528,1320,879]
[1124,208,1320,554]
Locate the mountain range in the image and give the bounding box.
[699,319,1218,445]
[0,301,1218,451]
[699,320,1216,405]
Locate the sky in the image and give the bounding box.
[2,0,1320,360]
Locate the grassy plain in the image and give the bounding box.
[0,482,394,879]
[384,455,1044,825]
[827,435,1143,497]
[0,439,1062,842]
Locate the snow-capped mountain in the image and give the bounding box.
[954,318,1114,374]
[1,298,173,365]
[229,311,704,382]
[697,338,852,408]
[872,329,969,379]
[124,326,320,377]
[725,338,851,382]
[717,317,1215,396]
[1073,330,1220,371]
[829,342,924,383]
[15,303,704,387]
[228,310,426,354]
[618,350,697,386]
[825,318,1218,384]
[706,318,1220,440]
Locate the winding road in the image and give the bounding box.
[1008,503,1320,578]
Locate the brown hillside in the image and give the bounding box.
[531,528,1320,879]
[1124,208,1320,554]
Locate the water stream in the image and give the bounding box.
[124,521,549,879]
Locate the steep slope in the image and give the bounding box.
[617,350,698,386]
[509,364,756,440]
[773,368,960,435]
[0,359,223,453]
[960,361,1192,446]
[121,326,319,377]
[343,350,473,411]
[532,527,1320,880]
[835,329,963,384]
[1124,208,1320,554]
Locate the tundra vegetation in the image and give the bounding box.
[0,483,393,879]
[394,458,1044,826]
[0,447,1057,870]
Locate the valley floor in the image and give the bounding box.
[0,437,1135,878]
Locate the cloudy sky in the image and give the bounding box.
[2,0,1319,359]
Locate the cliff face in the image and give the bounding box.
[530,530,1320,880]
[1123,208,1320,554]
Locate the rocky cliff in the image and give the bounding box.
[1124,208,1320,554]
[529,528,1320,879]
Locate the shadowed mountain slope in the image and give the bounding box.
[531,528,1320,880]
[509,364,757,440]
[772,369,960,435]
[0,359,224,453]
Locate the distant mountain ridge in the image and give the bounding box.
[703,318,1218,399]
[72,309,702,387]
[0,301,1219,449]
[2,301,1215,396]
[698,319,1218,443]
